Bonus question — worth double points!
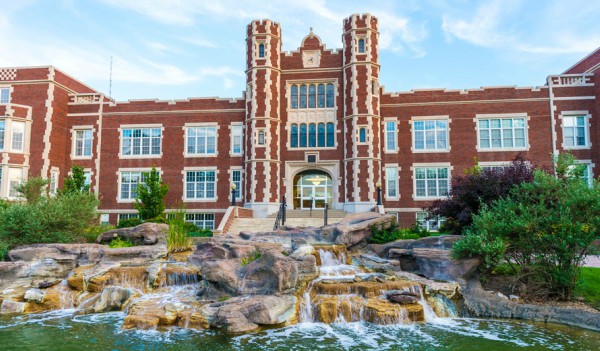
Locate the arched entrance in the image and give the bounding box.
[293,170,333,209]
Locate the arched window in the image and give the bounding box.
[326,122,335,147]
[291,124,298,147]
[317,84,325,108]
[291,85,298,109]
[299,123,307,147]
[317,123,325,147]
[309,123,317,147]
[326,83,335,108]
[358,38,365,53]
[299,85,307,109]
[258,43,265,58]
[308,84,316,108]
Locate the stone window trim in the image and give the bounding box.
[256,128,267,147]
[411,162,453,201]
[410,115,451,153]
[229,167,244,202]
[256,40,267,59]
[356,36,367,54]
[559,111,592,150]
[229,123,244,157]
[0,86,11,104]
[289,122,336,149]
[286,80,338,111]
[183,123,219,158]
[357,124,369,144]
[383,118,398,154]
[384,164,400,200]
[181,166,219,203]
[49,167,60,196]
[474,113,530,152]
[6,166,26,200]
[115,167,162,203]
[0,117,31,155]
[118,124,164,159]
[70,125,95,160]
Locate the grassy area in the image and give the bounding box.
[574,267,600,310]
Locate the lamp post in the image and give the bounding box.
[231,183,237,206]
[376,181,382,206]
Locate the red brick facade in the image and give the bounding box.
[0,14,598,227]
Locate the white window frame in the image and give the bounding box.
[118,213,140,223]
[475,113,529,152]
[71,126,94,159]
[230,124,243,156]
[412,163,452,201]
[99,214,110,225]
[117,168,157,203]
[384,119,398,153]
[185,213,215,229]
[10,120,25,152]
[0,167,3,197]
[560,111,591,150]
[416,212,445,232]
[478,161,511,173]
[7,167,24,199]
[49,167,59,196]
[182,167,218,202]
[119,124,163,159]
[567,160,595,187]
[411,116,450,153]
[0,87,10,104]
[0,119,5,151]
[230,168,243,202]
[184,124,218,157]
[385,165,399,199]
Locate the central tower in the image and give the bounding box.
[342,14,381,212]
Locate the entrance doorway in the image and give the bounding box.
[293,170,333,209]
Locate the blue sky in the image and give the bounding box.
[1,0,599,101]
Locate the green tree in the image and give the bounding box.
[60,165,89,195]
[453,160,600,300]
[16,177,49,204]
[134,166,169,220]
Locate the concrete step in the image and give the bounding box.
[225,216,346,235]
[267,209,349,219]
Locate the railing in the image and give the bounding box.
[324,203,328,226]
[273,196,287,230]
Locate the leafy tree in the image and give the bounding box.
[427,153,535,234]
[16,177,49,204]
[134,166,169,220]
[453,159,600,300]
[60,165,89,195]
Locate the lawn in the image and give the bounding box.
[574,267,600,310]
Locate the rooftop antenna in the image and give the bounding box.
[109,56,113,98]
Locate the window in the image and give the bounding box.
[257,129,266,146]
[231,169,243,200]
[50,169,58,195]
[478,117,526,150]
[416,212,445,232]
[11,121,24,152]
[231,125,243,155]
[0,168,2,195]
[258,43,265,58]
[0,88,9,104]
[290,83,335,109]
[100,214,110,225]
[414,119,448,151]
[358,38,365,53]
[358,127,367,143]
[84,171,92,189]
[119,171,148,200]
[187,126,217,155]
[567,163,593,187]
[562,115,589,148]
[290,122,335,148]
[385,167,398,198]
[118,213,139,222]
[8,167,23,198]
[74,129,93,158]
[385,121,397,151]
[185,170,216,200]
[185,213,215,229]
[121,127,161,157]
[0,120,4,150]
[414,167,450,198]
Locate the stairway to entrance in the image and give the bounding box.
[226,209,349,235]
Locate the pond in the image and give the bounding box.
[1,310,599,351]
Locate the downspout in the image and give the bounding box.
[547,75,558,177]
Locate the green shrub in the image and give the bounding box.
[0,192,99,256]
[60,165,90,195]
[134,166,169,220]
[0,199,9,211]
[241,249,261,266]
[81,224,115,243]
[574,267,600,310]
[188,229,213,238]
[108,237,134,248]
[0,241,9,261]
[166,208,192,253]
[16,177,49,204]
[117,217,143,228]
[370,225,432,244]
[144,216,166,224]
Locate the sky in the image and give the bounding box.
[1,0,599,101]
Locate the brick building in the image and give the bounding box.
[0,14,598,229]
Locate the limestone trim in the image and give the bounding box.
[283,161,342,210]
[409,115,451,153]
[558,110,592,150]
[474,113,530,153]
[117,124,164,159]
[181,166,219,203]
[70,125,95,160]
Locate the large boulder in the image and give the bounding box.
[200,295,296,333]
[96,223,168,246]
[9,244,105,266]
[321,213,396,249]
[77,286,139,314]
